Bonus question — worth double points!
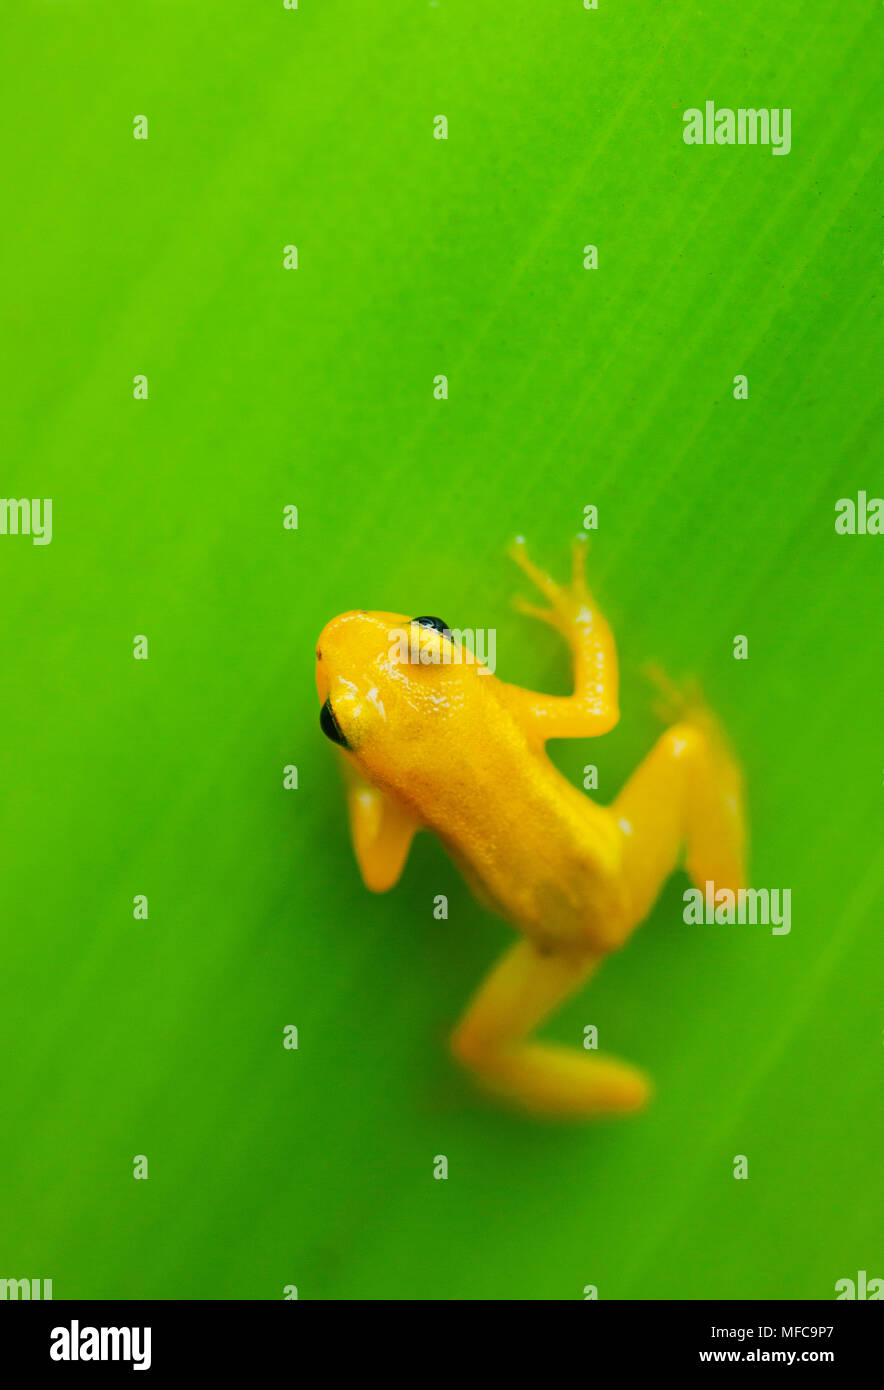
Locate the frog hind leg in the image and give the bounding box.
[448,701,745,1118]
[449,939,651,1119]
[612,706,747,933]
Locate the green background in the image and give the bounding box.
[2,1,881,1300]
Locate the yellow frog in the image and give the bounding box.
[315,537,746,1119]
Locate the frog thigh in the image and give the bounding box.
[612,718,747,928]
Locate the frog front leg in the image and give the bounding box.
[339,755,419,892]
[502,535,619,742]
[450,939,651,1118]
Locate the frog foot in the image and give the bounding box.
[508,534,597,635]
[643,664,740,774]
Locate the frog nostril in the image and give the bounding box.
[319,698,349,748]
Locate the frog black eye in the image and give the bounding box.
[319,698,349,749]
[411,615,450,635]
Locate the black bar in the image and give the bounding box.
[1,1299,880,1375]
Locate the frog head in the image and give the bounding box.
[315,610,485,790]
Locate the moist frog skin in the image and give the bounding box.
[315,537,746,1120]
